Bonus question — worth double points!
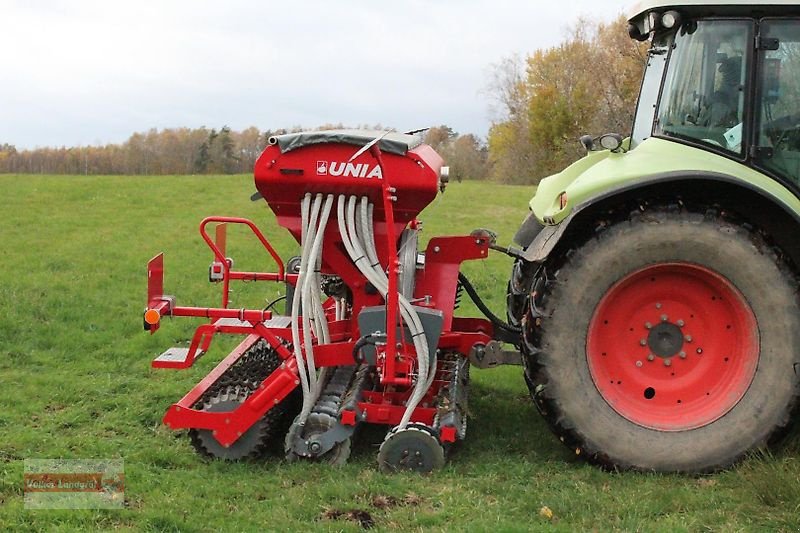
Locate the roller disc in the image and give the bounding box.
[285,412,351,465]
[377,425,445,474]
[189,386,275,461]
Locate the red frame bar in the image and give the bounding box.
[373,144,404,387]
[168,305,272,322]
[199,216,286,308]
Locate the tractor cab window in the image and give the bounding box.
[654,20,752,155]
[755,20,800,184]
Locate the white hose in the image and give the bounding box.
[297,194,321,421]
[337,194,432,429]
[290,193,336,425]
[357,196,435,424]
[305,195,335,420]
[307,194,333,345]
[291,194,313,411]
[361,198,437,394]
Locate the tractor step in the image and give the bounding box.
[213,316,292,329]
[152,347,205,369]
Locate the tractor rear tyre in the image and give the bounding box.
[524,209,800,472]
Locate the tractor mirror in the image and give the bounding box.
[598,133,624,152]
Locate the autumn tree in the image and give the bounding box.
[424,126,489,180]
[487,16,648,184]
[424,125,457,152]
[235,126,266,172]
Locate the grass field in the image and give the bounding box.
[2,174,800,531]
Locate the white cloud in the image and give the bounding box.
[0,0,629,148]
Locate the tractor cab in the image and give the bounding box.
[630,2,800,187]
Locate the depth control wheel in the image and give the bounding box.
[377,424,445,473]
[523,209,800,472]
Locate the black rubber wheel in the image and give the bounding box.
[523,208,800,472]
[377,424,445,474]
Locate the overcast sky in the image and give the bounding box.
[2,0,631,149]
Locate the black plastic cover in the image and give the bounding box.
[513,212,544,248]
[269,129,423,156]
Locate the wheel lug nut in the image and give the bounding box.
[685,335,693,342]
[664,358,672,367]
[656,303,662,309]
[647,354,655,362]
[645,322,652,330]
[661,314,668,322]
[640,339,647,346]
[679,351,686,359]
[677,319,685,327]
[636,360,643,368]
[696,348,703,355]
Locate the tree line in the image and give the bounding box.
[1,126,287,176]
[2,16,646,183]
[0,124,491,179]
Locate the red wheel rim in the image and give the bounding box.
[587,263,758,431]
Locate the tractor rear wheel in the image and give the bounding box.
[524,209,800,472]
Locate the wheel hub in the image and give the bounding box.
[586,262,759,431]
[647,322,684,358]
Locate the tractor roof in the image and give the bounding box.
[628,0,800,21]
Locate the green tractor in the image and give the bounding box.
[507,1,800,472]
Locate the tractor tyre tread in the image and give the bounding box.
[522,205,800,472]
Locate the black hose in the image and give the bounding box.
[352,333,380,364]
[264,295,287,313]
[457,272,521,334]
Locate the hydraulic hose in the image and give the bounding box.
[457,272,521,334]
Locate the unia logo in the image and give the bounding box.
[316,161,382,179]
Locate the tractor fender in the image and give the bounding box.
[519,170,800,265]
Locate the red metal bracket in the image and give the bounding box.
[199,216,286,308]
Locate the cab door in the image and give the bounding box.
[754,19,800,186]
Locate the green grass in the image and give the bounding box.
[2,174,800,531]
